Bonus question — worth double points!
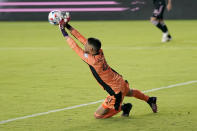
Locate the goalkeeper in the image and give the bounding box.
[59,20,157,119]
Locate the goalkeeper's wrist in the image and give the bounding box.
[65,23,72,30]
[60,28,68,37]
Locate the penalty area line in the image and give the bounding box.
[0,80,197,125]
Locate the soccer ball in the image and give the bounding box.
[48,10,62,25]
[48,10,70,25]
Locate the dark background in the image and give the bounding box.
[0,0,197,21]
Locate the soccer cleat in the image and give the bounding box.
[121,103,132,117]
[162,33,168,42]
[162,33,172,42]
[168,34,172,41]
[147,97,157,113]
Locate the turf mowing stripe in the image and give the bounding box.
[0,46,197,50]
[0,80,197,125]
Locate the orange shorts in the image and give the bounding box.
[102,81,130,109]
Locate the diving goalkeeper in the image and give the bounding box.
[59,20,157,119]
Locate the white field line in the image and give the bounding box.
[0,80,197,125]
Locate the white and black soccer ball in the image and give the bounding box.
[48,10,62,25]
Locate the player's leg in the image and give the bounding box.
[94,95,132,119]
[159,6,172,43]
[94,105,120,119]
[150,2,166,33]
[126,89,157,113]
[94,103,132,119]
[94,95,121,119]
[126,88,149,101]
[150,17,165,33]
[151,3,171,42]
[159,20,168,33]
[160,20,172,41]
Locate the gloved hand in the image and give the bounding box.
[61,12,71,23]
[59,19,68,37]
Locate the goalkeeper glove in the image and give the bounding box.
[59,20,68,37]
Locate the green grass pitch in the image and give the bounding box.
[0,20,197,131]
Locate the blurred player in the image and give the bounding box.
[58,21,157,118]
[151,0,172,42]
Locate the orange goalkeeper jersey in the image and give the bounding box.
[66,28,127,96]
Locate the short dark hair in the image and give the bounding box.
[88,37,101,52]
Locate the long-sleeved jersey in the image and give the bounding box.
[66,28,127,96]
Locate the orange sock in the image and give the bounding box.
[94,109,121,119]
[132,89,149,102]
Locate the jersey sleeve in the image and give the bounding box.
[66,37,95,65]
[70,28,87,45]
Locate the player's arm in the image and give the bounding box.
[59,24,94,65]
[65,23,87,46]
[167,0,172,11]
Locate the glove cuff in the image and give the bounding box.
[60,28,68,37]
[65,23,72,30]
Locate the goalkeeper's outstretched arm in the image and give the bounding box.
[59,24,95,65]
[65,23,87,46]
